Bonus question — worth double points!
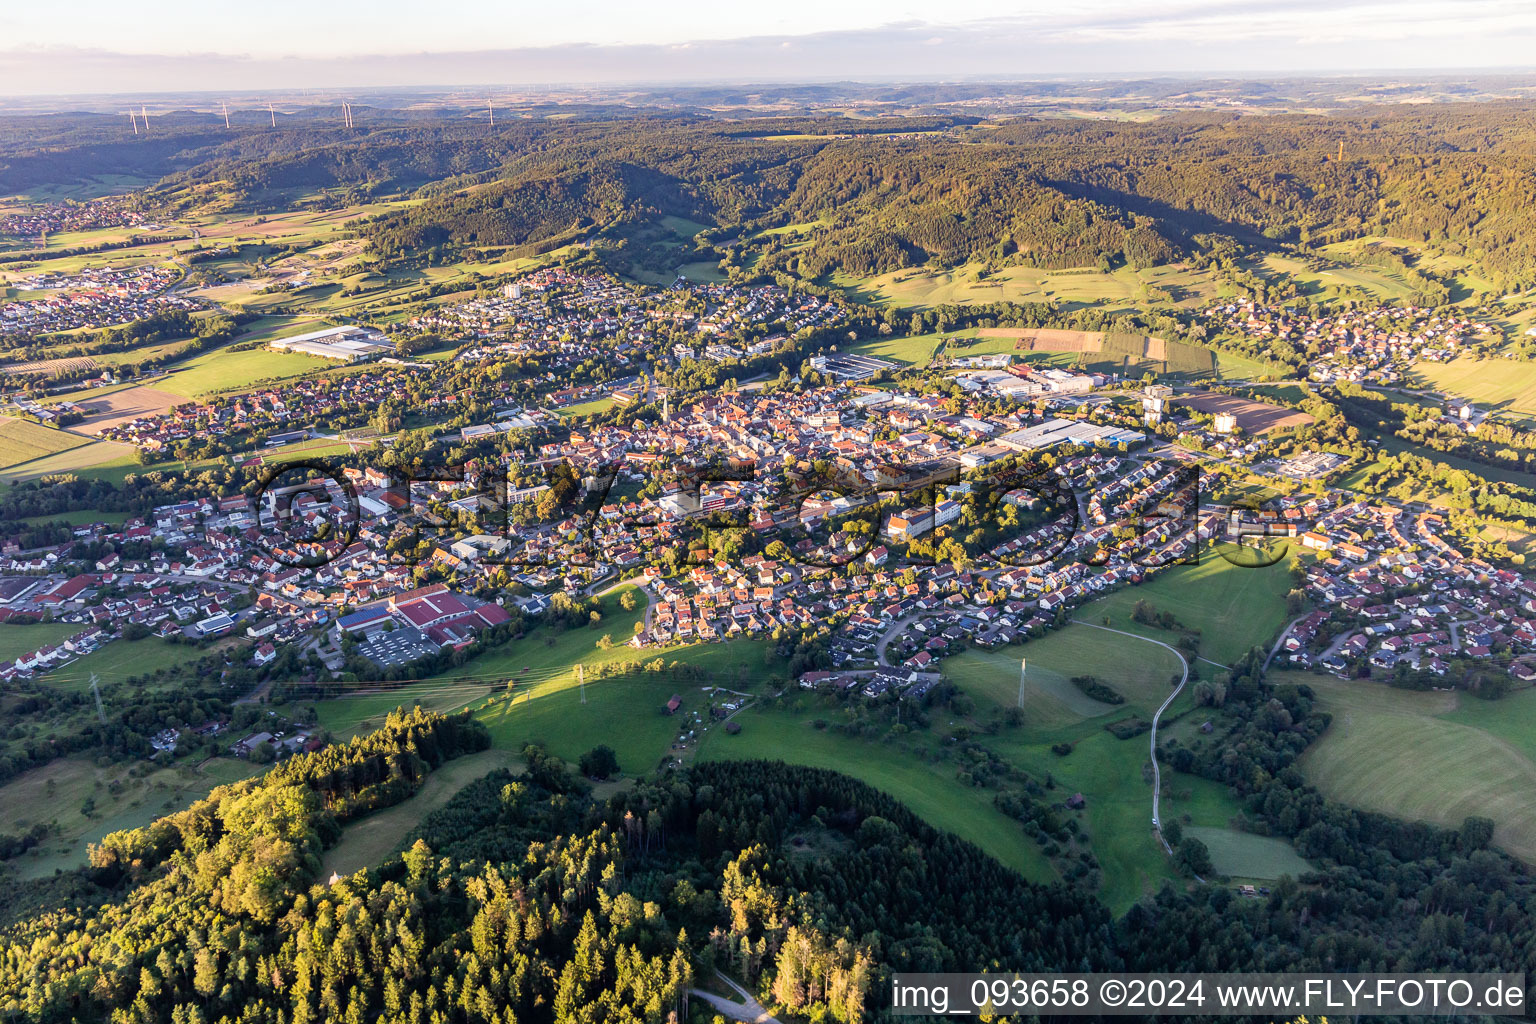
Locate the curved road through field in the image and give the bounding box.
[1069,619,1189,852]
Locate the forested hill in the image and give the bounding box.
[9,106,1536,287]
[8,689,1536,1023]
[352,106,1536,289]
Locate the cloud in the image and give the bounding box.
[0,2,1533,98]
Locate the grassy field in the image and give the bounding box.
[1407,356,1536,426]
[0,439,141,484]
[320,748,523,878]
[695,702,1060,883]
[849,331,949,365]
[43,637,207,689]
[1184,826,1313,880]
[17,509,130,527]
[831,261,1223,312]
[0,622,82,661]
[1080,555,1295,667]
[1292,672,1536,864]
[946,625,1185,728]
[0,755,260,879]
[557,397,617,418]
[155,342,335,399]
[0,416,91,469]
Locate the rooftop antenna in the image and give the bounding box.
[128,109,138,135]
[90,673,105,724]
[577,663,586,704]
[222,101,230,129]
[269,102,276,128]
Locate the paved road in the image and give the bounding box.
[689,972,781,1024]
[1070,619,1189,847]
[1263,614,1309,672]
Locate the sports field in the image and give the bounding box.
[1293,673,1536,864]
[0,622,82,662]
[0,416,91,469]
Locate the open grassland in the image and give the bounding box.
[0,622,82,661]
[155,343,334,399]
[1079,555,1293,667]
[1184,827,1313,880]
[44,637,213,689]
[1255,253,1416,304]
[1407,356,1536,426]
[831,261,1223,312]
[320,748,523,877]
[946,625,1185,727]
[0,755,260,880]
[0,416,92,468]
[1293,673,1536,864]
[947,622,1246,910]
[695,702,1060,883]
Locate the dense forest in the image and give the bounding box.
[5,672,1536,1023]
[11,105,1536,289]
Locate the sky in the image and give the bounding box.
[3,0,1535,95]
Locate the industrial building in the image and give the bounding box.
[269,325,393,362]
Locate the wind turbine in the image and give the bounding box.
[128,109,138,134]
[141,104,149,129]
[269,102,276,128]
[222,101,230,129]
[488,100,494,127]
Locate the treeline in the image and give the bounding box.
[85,706,487,881]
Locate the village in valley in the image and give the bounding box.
[4,252,1535,771]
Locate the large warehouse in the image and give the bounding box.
[269,325,392,362]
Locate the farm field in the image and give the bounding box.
[0,438,140,484]
[1175,390,1314,435]
[1291,672,1536,865]
[70,386,183,434]
[1407,356,1536,426]
[1184,827,1313,880]
[1080,555,1295,667]
[0,416,91,468]
[320,747,524,878]
[0,755,260,880]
